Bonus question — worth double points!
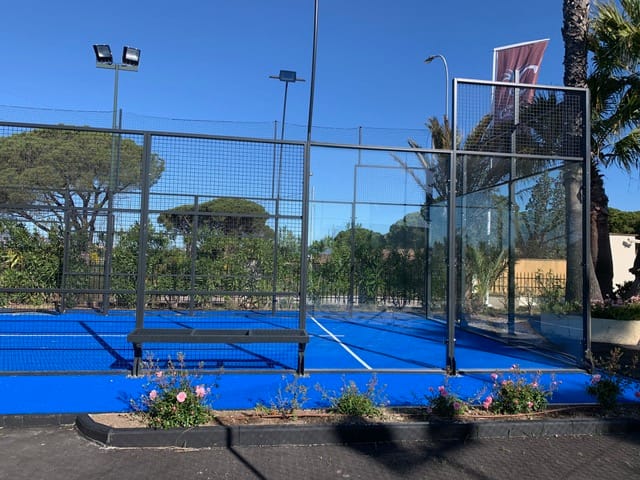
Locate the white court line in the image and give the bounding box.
[310,315,372,370]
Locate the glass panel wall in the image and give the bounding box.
[452,79,588,368]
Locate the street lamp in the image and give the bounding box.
[269,70,305,141]
[424,55,448,319]
[269,70,305,314]
[93,44,140,314]
[424,54,449,120]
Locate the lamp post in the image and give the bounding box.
[269,70,305,143]
[93,44,141,314]
[424,54,449,121]
[269,70,305,314]
[424,55,449,320]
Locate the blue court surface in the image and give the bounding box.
[1,309,639,414]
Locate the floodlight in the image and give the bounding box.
[122,46,141,67]
[93,44,113,64]
[279,70,297,83]
[91,42,141,127]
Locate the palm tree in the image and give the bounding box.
[588,0,640,298]
[562,0,604,304]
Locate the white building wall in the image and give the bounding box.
[610,233,638,288]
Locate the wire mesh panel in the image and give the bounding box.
[128,134,306,372]
[143,135,304,315]
[0,122,306,372]
[0,124,145,372]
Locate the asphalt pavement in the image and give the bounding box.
[2,423,640,480]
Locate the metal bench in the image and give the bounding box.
[127,327,310,375]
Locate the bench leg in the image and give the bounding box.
[297,342,306,375]
[132,342,143,377]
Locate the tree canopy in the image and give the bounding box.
[609,208,640,235]
[157,197,273,238]
[587,0,640,298]
[0,128,164,235]
[517,172,565,258]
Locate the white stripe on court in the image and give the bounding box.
[310,315,372,370]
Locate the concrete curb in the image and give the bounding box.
[74,414,640,449]
[0,413,78,428]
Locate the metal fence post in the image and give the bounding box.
[132,132,152,375]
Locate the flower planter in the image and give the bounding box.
[539,313,640,346]
[75,412,640,448]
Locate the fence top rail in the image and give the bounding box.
[309,140,585,163]
[454,77,589,94]
[456,149,584,163]
[0,119,435,153]
[308,139,444,155]
[0,120,306,147]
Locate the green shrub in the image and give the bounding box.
[425,383,468,419]
[131,353,217,429]
[587,347,639,411]
[256,374,309,417]
[591,300,640,320]
[483,365,557,414]
[318,375,387,417]
[587,375,621,411]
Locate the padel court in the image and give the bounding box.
[0,309,579,374]
[2,79,630,415]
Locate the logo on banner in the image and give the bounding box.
[493,39,549,121]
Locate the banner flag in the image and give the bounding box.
[492,39,549,121]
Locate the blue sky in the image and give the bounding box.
[1,0,639,211]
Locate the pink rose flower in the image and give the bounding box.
[490,373,498,381]
[591,374,601,385]
[482,396,493,410]
[149,389,158,401]
[195,385,207,398]
[176,391,187,403]
[438,385,447,397]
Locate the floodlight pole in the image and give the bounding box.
[96,59,139,127]
[110,64,120,130]
[94,46,139,314]
[269,71,305,315]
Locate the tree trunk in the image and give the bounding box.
[562,0,589,89]
[590,161,613,298]
[627,247,640,298]
[562,0,601,304]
